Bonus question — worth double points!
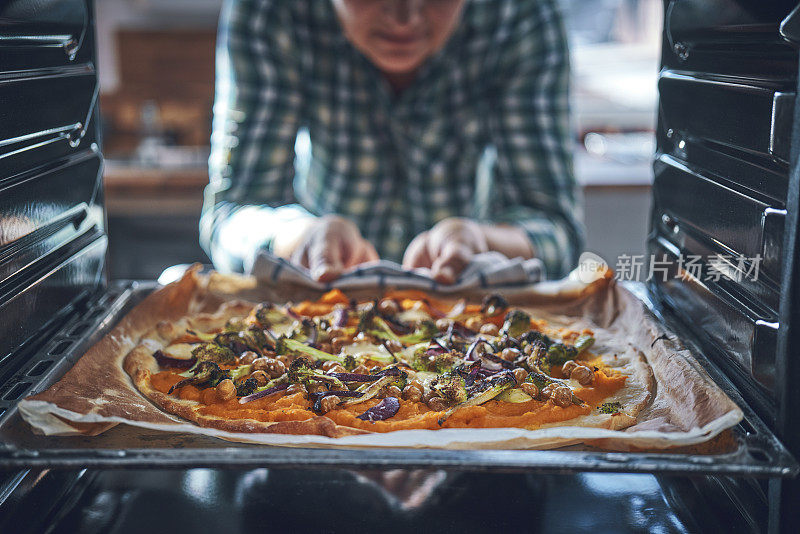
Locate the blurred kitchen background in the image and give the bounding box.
[99,0,661,280]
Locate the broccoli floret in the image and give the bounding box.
[169,361,231,394]
[500,310,532,338]
[598,402,623,414]
[235,378,259,397]
[399,320,438,345]
[546,342,578,366]
[411,346,462,373]
[437,371,516,425]
[253,302,291,327]
[480,294,509,317]
[287,358,344,388]
[191,343,236,365]
[432,374,468,405]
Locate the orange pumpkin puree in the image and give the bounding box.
[150,368,626,432]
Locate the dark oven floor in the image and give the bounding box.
[2,468,767,534]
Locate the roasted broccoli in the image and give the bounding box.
[432,374,468,405]
[191,343,236,365]
[500,310,532,338]
[598,401,623,414]
[437,371,516,425]
[411,346,462,373]
[235,377,259,397]
[546,342,578,366]
[253,302,291,327]
[399,320,438,345]
[169,361,231,393]
[286,358,345,388]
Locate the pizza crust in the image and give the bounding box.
[19,266,743,450]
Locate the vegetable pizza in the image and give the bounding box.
[123,288,653,437]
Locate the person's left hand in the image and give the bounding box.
[401,218,489,284]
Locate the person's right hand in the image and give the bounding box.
[289,215,379,282]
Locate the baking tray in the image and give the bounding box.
[0,280,796,476]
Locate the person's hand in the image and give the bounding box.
[290,215,378,282]
[402,218,489,284]
[402,217,536,284]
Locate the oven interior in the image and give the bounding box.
[1,0,799,532]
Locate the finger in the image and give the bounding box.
[431,243,473,284]
[291,242,310,269]
[402,232,433,269]
[309,236,344,282]
[352,239,379,266]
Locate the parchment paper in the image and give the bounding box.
[18,267,743,450]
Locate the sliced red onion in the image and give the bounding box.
[356,397,400,422]
[332,308,349,328]
[238,382,290,404]
[153,350,196,369]
[302,318,318,346]
[464,338,490,361]
[286,307,301,320]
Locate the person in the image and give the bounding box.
[201,0,583,284]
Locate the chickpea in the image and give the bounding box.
[408,380,425,393]
[513,368,528,383]
[421,390,438,404]
[561,360,578,377]
[570,365,594,386]
[378,298,400,315]
[262,349,277,359]
[321,360,339,372]
[317,342,333,354]
[480,323,499,336]
[318,395,341,414]
[435,318,453,332]
[331,336,349,352]
[266,359,286,378]
[543,384,572,407]
[327,364,347,374]
[427,396,448,411]
[307,383,327,394]
[239,351,258,365]
[465,316,483,331]
[520,382,539,399]
[250,370,269,386]
[276,355,291,366]
[501,347,521,362]
[327,327,346,339]
[286,383,306,395]
[384,339,403,353]
[402,385,423,402]
[215,379,236,401]
[251,358,270,372]
[384,385,402,398]
[353,364,370,375]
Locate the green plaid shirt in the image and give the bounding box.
[202,0,583,278]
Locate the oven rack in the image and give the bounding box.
[0,280,796,476]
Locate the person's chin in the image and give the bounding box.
[372,52,427,76]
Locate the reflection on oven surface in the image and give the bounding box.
[38,469,753,534]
